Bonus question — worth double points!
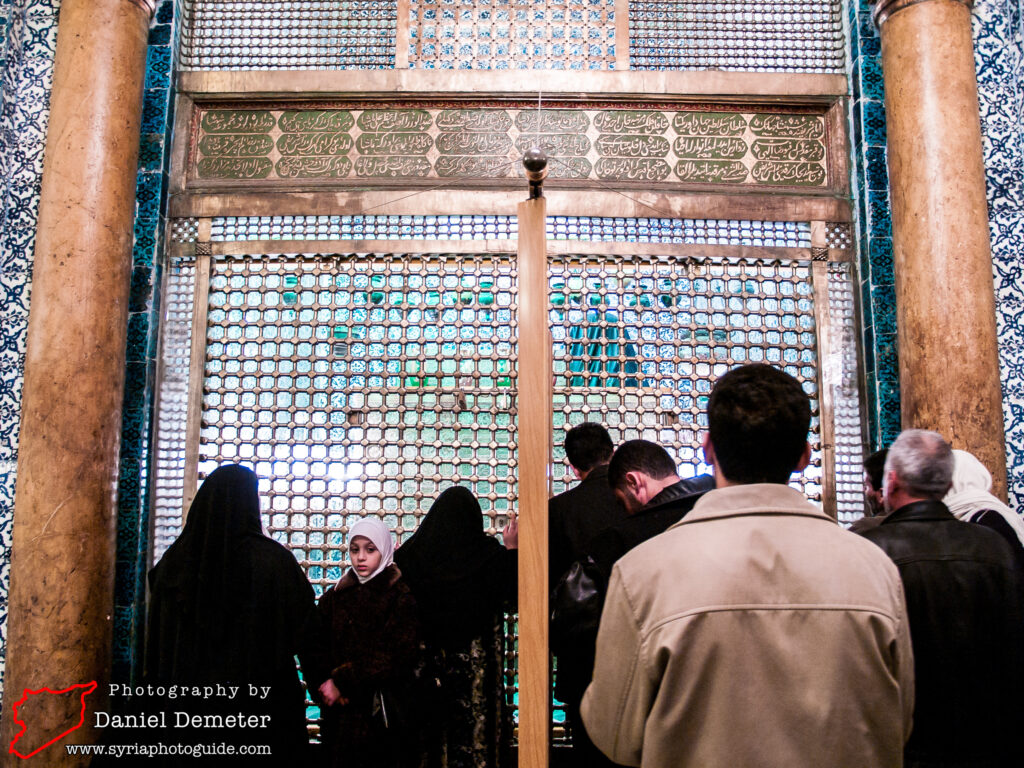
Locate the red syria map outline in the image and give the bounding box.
[7,681,98,759]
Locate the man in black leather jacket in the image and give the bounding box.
[548,423,626,766]
[551,440,713,767]
[860,429,1024,768]
[549,423,625,592]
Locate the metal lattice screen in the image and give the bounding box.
[176,0,846,73]
[182,249,831,558]
[407,0,617,70]
[151,241,868,552]
[178,0,399,69]
[548,254,823,499]
[827,260,864,524]
[628,1,845,73]
[152,257,198,556]
[198,252,520,589]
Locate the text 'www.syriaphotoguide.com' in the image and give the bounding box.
[64,743,271,758]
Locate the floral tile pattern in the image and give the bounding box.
[974,0,1024,508]
[0,0,60,700]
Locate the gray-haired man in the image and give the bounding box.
[860,429,1024,768]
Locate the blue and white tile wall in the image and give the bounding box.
[974,0,1024,508]
[0,0,61,700]
[112,0,175,684]
[847,0,901,453]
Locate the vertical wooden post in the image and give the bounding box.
[517,195,551,768]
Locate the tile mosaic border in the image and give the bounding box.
[112,0,175,684]
[847,0,901,454]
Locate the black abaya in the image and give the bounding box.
[393,486,517,768]
[146,464,320,765]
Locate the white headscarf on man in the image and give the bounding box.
[348,517,395,584]
[944,449,1024,549]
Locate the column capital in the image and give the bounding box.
[127,0,157,18]
[872,0,973,28]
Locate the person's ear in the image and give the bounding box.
[701,433,716,468]
[883,469,900,498]
[624,470,643,492]
[795,441,811,472]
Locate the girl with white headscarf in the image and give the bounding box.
[313,517,422,768]
[944,449,1024,553]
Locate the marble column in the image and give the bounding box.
[0,0,152,764]
[872,0,1007,496]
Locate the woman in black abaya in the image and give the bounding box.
[146,464,319,765]
[393,486,518,768]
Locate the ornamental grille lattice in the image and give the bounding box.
[547,254,822,498]
[152,258,197,557]
[176,0,845,73]
[150,244,864,738]
[178,0,398,70]
[628,1,846,73]
[197,253,520,589]
[407,0,617,70]
[205,215,812,247]
[827,261,864,524]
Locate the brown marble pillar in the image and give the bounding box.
[872,0,1007,497]
[0,0,152,764]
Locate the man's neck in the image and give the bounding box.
[576,461,608,482]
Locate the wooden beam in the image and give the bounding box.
[178,69,848,100]
[169,187,852,223]
[516,194,551,768]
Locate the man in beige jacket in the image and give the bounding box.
[581,364,914,768]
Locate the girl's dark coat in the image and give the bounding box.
[314,563,421,768]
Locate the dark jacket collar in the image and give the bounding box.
[335,562,402,593]
[644,474,715,515]
[581,462,610,485]
[880,499,957,525]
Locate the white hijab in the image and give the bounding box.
[348,517,395,584]
[944,449,1024,548]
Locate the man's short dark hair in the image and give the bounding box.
[707,364,811,484]
[607,440,678,490]
[864,448,888,493]
[564,422,614,473]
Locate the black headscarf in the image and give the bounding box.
[146,465,319,763]
[394,486,517,645]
